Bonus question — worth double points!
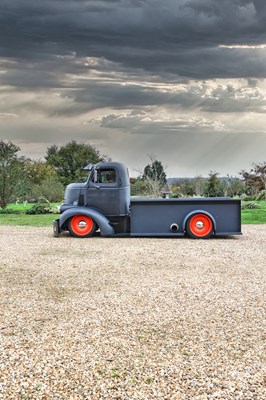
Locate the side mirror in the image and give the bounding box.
[94,168,98,183]
[93,168,100,188]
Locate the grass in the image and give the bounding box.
[241,201,266,224]
[0,203,59,227]
[0,201,265,227]
[3,203,34,212]
[0,213,58,227]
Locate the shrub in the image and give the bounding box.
[31,177,64,203]
[256,190,266,201]
[241,202,261,210]
[25,203,52,215]
[0,208,21,214]
[240,194,256,201]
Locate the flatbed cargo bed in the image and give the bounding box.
[130,197,241,236]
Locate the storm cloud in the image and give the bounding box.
[0,0,266,176]
[1,0,266,80]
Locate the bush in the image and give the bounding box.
[241,202,261,210]
[0,208,21,214]
[31,177,64,203]
[25,203,52,215]
[256,190,266,201]
[240,194,256,201]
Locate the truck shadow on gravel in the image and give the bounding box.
[55,231,240,240]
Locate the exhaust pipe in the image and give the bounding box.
[170,223,179,232]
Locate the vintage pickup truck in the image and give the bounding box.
[53,161,241,239]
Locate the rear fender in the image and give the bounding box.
[59,207,115,236]
[183,210,216,233]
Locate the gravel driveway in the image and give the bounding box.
[0,225,265,399]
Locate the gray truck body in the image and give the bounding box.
[53,161,241,238]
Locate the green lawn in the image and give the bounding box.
[0,213,58,227]
[0,201,265,227]
[0,203,59,227]
[241,201,266,224]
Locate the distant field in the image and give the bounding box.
[0,201,265,226]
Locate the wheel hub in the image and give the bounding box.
[78,220,87,229]
[195,221,204,229]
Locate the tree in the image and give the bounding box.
[170,179,196,197]
[144,159,167,186]
[141,156,168,197]
[225,175,245,198]
[194,175,206,197]
[204,171,224,197]
[24,159,57,185]
[45,141,108,186]
[21,159,59,201]
[130,177,149,196]
[31,176,64,202]
[240,162,266,200]
[0,140,26,208]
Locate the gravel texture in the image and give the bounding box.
[0,225,265,400]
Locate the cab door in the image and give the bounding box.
[87,167,119,216]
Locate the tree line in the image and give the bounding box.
[170,164,266,200]
[129,158,266,200]
[0,139,265,209]
[0,140,107,208]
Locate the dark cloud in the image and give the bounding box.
[0,0,265,176]
[96,112,222,136]
[1,68,60,89]
[1,69,265,119]
[1,0,266,80]
[69,79,266,115]
[3,77,264,117]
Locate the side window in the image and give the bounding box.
[97,169,116,184]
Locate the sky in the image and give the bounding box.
[0,0,266,177]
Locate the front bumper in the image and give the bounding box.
[53,219,60,237]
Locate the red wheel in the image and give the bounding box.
[68,215,96,238]
[186,213,214,239]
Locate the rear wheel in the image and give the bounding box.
[186,213,214,239]
[68,215,96,238]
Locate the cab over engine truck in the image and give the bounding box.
[53,161,241,239]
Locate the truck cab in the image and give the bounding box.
[58,162,131,236]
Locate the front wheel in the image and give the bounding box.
[186,213,214,239]
[68,215,96,238]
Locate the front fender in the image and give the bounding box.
[59,207,115,236]
[182,210,216,232]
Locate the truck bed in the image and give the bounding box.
[130,197,241,237]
